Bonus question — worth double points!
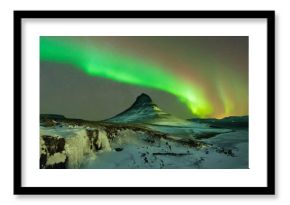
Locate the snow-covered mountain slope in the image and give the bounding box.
[105,93,203,127]
[105,93,171,122]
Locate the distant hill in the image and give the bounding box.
[40,114,66,121]
[190,116,248,129]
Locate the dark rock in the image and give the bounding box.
[115,147,123,152]
[86,129,100,151]
[42,135,65,155]
[40,135,67,169]
[40,154,47,168]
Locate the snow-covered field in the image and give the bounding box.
[40,122,248,169]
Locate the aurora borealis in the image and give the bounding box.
[40,36,248,120]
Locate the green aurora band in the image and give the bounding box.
[40,37,246,118]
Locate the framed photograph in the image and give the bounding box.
[14,10,275,195]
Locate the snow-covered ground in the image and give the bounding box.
[40,122,248,169]
[81,126,248,169]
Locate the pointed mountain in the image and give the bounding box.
[130,93,153,107]
[105,93,194,126]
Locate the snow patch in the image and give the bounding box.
[64,129,93,168]
[46,152,66,166]
[97,129,111,152]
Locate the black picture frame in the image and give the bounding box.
[14,10,275,195]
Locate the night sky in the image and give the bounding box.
[40,36,248,121]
